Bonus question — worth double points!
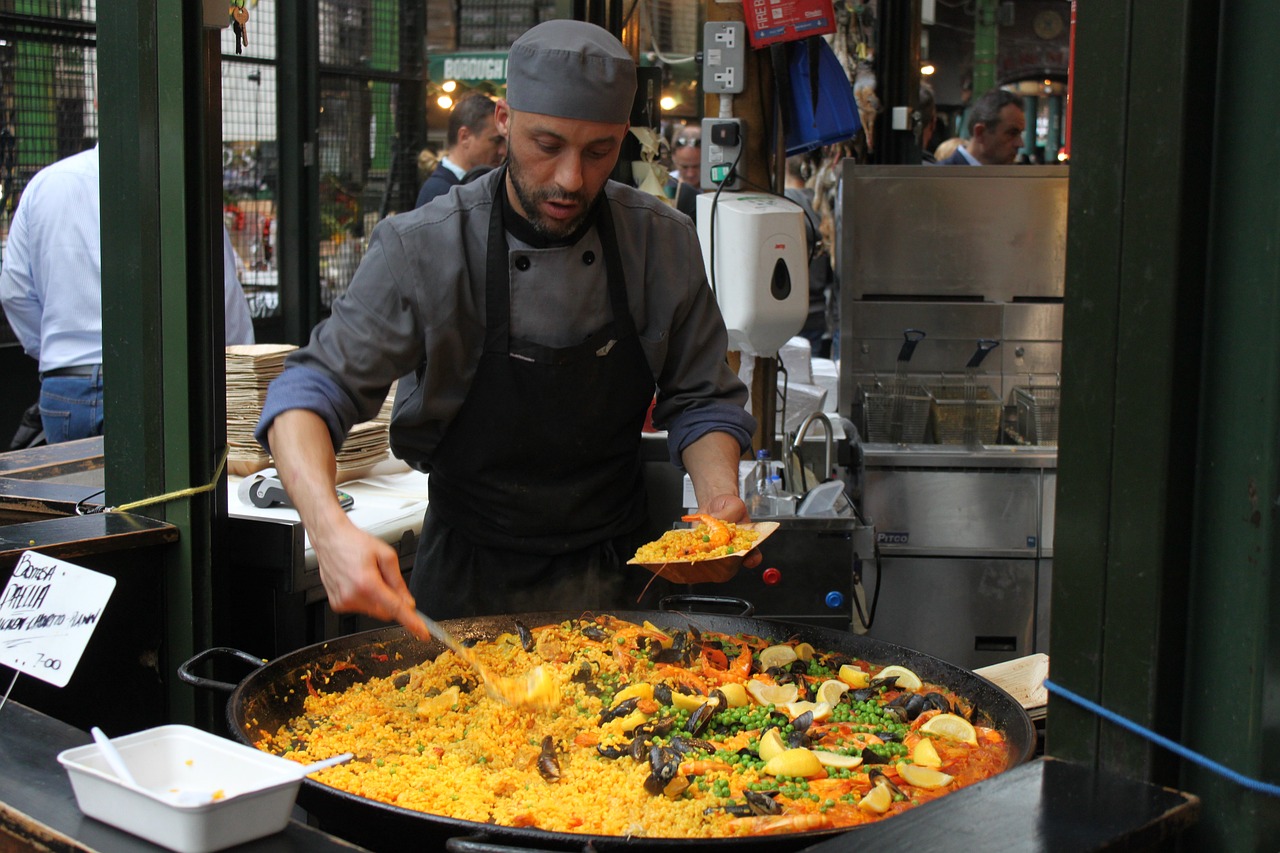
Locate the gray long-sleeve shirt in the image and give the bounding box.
[257,170,754,470]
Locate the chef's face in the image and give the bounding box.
[496,100,628,239]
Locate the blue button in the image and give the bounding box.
[825,591,844,609]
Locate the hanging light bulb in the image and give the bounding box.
[920,63,936,76]
[437,94,454,110]
[441,80,457,93]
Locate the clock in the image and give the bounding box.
[1033,9,1064,40]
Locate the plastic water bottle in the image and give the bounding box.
[746,449,771,515]
[766,473,797,516]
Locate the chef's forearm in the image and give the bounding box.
[266,409,353,542]
[681,430,743,509]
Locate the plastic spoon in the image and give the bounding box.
[168,751,356,807]
[91,726,140,788]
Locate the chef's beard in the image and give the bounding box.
[505,148,597,239]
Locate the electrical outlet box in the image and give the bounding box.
[701,117,744,190]
[702,21,746,94]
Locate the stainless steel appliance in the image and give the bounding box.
[836,164,1068,668]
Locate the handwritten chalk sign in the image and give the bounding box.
[0,551,115,688]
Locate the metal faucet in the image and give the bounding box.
[789,411,834,492]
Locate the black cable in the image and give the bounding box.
[707,142,745,300]
[75,488,107,515]
[851,541,883,631]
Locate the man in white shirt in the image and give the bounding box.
[0,144,255,443]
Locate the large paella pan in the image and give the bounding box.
[181,605,1035,852]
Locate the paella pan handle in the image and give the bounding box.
[659,594,755,617]
[176,647,268,693]
[446,836,564,853]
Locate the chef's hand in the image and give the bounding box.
[267,409,430,642]
[703,492,764,570]
[310,523,430,642]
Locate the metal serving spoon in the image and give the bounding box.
[415,610,557,712]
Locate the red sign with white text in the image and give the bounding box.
[741,0,836,48]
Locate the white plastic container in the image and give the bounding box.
[57,725,306,853]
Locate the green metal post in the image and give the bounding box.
[1050,0,1216,790]
[276,1,322,344]
[1181,2,1280,848]
[971,0,998,97]
[1021,95,1036,160]
[97,1,224,727]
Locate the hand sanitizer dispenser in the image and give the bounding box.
[696,193,809,356]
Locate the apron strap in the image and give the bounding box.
[484,167,512,353]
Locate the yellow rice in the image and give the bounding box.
[632,521,759,563]
[256,617,1008,839]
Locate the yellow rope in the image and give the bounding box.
[110,446,229,512]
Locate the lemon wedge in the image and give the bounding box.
[874,665,922,691]
[758,727,786,762]
[837,663,870,689]
[781,700,832,722]
[759,644,799,670]
[614,682,654,704]
[911,737,942,768]
[858,783,892,813]
[816,679,849,706]
[762,747,825,778]
[671,691,707,712]
[813,750,863,770]
[718,682,748,707]
[918,713,978,745]
[794,642,816,662]
[416,685,461,719]
[896,761,954,789]
[746,679,799,707]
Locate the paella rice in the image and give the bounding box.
[256,615,1010,838]
[632,514,760,563]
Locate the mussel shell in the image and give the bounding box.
[744,790,783,816]
[514,620,535,653]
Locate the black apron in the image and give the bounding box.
[412,170,657,618]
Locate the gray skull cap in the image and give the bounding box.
[505,20,636,124]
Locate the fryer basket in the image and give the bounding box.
[1014,385,1061,445]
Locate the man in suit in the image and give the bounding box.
[415,93,507,207]
[937,88,1025,166]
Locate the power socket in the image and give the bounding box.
[702,21,746,94]
[701,117,744,190]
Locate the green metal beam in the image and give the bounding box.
[275,1,322,344]
[1050,0,1215,788]
[97,1,224,728]
[1182,2,1280,847]
[971,0,998,96]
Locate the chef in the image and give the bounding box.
[256,19,758,636]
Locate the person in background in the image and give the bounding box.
[784,155,835,357]
[0,144,254,444]
[936,88,1025,166]
[666,125,701,222]
[257,20,758,635]
[415,93,507,208]
[932,136,966,163]
[918,82,938,163]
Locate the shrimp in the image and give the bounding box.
[681,513,731,551]
[747,813,834,835]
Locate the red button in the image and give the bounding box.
[762,567,781,585]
